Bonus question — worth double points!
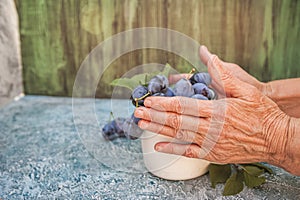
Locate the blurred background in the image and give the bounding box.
[1,0,300,105]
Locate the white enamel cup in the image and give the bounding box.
[141,130,210,180]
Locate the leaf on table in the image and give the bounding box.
[248,163,273,174]
[243,171,266,188]
[241,164,265,176]
[222,170,244,196]
[208,164,231,188]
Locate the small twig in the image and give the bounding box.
[189,68,196,74]
[134,92,151,107]
[109,111,115,121]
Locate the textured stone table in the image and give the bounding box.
[0,96,299,199]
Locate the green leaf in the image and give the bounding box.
[130,73,152,85]
[241,165,265,176]
[208,164,231,188]
[110,63,173,91]
[110,78,140,91]
[222,170,244,196]
[145,72,160,83]
[159,63,172,77]
[243,171,266,188]
[249,163,273,174]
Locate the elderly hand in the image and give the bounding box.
[169,46,266,98]
[199,46,266,98]
[200,46,300,117]
[135,47,299,175]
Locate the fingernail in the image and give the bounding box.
[134,109,144,118]
[138,120,146,129]
[202,45,209,53]
[144,98,152,107]
[155,144,161,151]
[155,143,164,151]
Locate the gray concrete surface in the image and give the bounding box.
[0,96,299,199]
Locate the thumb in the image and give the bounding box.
[199,45,213,66]
[208,55,257,99]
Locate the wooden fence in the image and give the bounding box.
[15,0,300,97]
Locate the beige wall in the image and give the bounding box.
[0,0,23,107]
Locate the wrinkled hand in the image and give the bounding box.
[169,46,266,98]
[135,48,291,169]
[199,46,265,98]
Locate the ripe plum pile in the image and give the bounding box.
[102,72,215,140]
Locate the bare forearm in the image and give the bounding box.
[267,116,300,175]
[282,117,300,175]
[263,78,300,117]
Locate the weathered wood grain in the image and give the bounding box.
[15,0,300,98]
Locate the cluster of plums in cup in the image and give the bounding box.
[102,72,215,140]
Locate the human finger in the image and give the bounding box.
[154,142,207,159]
[199,45,238,72]
[199,46,258,98]
[199,45,213,66]
[208,55,259,99]
[168,73,191,84]
[200,45,235,70]
[135,106,210,132]
[143,96,213,118]
[138,120,208,145]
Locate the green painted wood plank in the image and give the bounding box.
[15,0,300,98]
